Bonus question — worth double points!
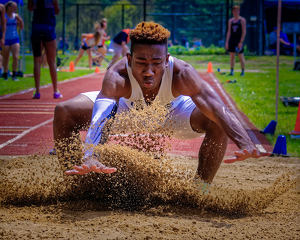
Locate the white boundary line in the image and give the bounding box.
[0,118,53,150]
[208,74,266,153]
[0,73,101,100]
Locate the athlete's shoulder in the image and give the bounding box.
[240,16,246,23]
[173,56,194,76]
[102,58,130,98]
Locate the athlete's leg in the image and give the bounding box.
[190,108,228,183]
[229,52,235,75]
[238,52,245,76]
[44,40,58,93]
[11,43,19,72]
[87,48,92,69]
[54,94,93,142]
[33,54,42,94]
[53,94,94,163]
[2,45,10,74]
[74,48,84,66]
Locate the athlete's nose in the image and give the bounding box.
[144,65,154,76]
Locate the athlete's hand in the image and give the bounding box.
[238,42,243,49]
[224,149,271,164]
[225,42,229,50]
[65,158,117,175]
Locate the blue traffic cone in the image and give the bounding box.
[261,120,277,135]
[271,135,288,156]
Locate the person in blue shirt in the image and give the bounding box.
[0,3,6,77]
[28,0,62,99]
[2,1,23,81]
[269,27,293,55]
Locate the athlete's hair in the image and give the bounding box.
[100,18,107,28]
[130,21,170,54]
[232,5,240,10]
[94,31,102,45]
[5,1,16,11]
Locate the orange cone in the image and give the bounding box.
[207,62,213,73]
[95,66,100,73]
[289,102,300,135]
[69,61,75,72]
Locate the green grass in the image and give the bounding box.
[178,55,300,157]
[1,53,299,156]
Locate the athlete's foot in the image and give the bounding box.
[33,92,41,99]
[2,72,8,81]
[12,76,19,81]
[240,71,245,76]
[228,72,234,76]
[54,92,63,99]
[192,175,211,195]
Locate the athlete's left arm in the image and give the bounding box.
[0,4,6,47]
[15,14,24,30]
[174,60,266,162]
[240,17,247,45]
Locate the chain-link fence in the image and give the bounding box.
[21,0,228,53]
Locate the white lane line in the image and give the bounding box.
[208,74,266,153]
[0,133,18,136]
[0,108,53,111]
[0,118,53,150]
[0,112,53,114]
[0,126,30,128]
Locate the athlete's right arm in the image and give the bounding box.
[65,59,130,176]
[65,94,118,175]
[225,19,232,50]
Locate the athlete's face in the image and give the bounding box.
[128,43,169,92]
[232,8,240,18]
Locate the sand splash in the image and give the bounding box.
[0,145,295,215]
[0,100,296,216]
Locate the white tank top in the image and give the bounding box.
[124,56,175,107]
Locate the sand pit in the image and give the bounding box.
[0,147,299,239]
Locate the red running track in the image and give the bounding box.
[0,72,272,158]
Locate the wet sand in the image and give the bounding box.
[0,147,299,239]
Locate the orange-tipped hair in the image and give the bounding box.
[130,21,170,44]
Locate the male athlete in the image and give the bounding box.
[55,22,262,183]
[225,5,246,76]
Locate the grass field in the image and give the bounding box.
[0,54,299,156]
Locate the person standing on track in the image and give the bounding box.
[28,0,62,99]
[53,21,267,184]
[2,1,23,81]
[225,5,246,76]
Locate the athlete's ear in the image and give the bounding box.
[165,53,170,67]
[127,53,132,67]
